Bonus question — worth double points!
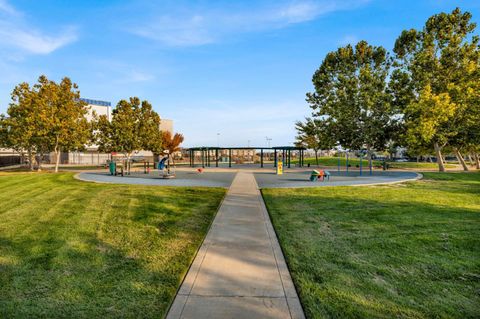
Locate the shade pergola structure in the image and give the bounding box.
[186,146,306,168]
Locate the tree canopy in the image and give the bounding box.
[295,118,335,166]
[305,40,396,157]
[95,97,162,173]
[300,8,480,171]
[392,7,480,171]
[1,76,91,171]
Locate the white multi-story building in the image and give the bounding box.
[81,98,112,122]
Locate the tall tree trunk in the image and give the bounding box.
[468,154,474,166]
[453,148,469,171]
[126,153,131,175]
[315,150,319,167]
[36,154,42,171]
[433,142,445,172]
[474,153,480,169]
[54,150,61,173]
[366,145,372,172]
[27,148,34,171]
[53,136,61,173]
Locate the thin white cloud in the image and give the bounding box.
[0,0,77,55]
[130,0,371,47]
[130,70,155,82]
[0,0,18,16]
[91,59,156,84]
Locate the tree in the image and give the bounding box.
[96,97,161,174]
[161,131,184,165]
[2,82,47,170]
[295,118,336,166]
[38,76,91,172]
[306,40,396,163]
[392,8,480,171]
[2,76,91,172]
[139,102,162,161]
[403,85,457,171]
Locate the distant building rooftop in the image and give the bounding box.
[80,98,111,107]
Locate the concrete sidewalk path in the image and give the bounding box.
[167,172,305,319]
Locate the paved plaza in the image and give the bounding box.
[77,167,420,188]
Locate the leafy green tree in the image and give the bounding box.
[96,97,161,174]
[139,102,162,161]
[392,8,480,171]
[307,40,396,163]
[37,76,91,172]
[295,118,336,166]
[3,81,45,170]
[2,76,91,172]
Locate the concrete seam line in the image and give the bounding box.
[254,174,305,319]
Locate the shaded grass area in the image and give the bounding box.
[295,157,457,169]
[263,172,480,318]
[0,172,225,318]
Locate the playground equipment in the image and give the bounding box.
[158,151,176,179]
[337,151,373,175]
[310,170,331,182]
[107,159,125,176]
[109,161,116,175]
[276,160,283,175]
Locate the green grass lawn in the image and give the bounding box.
[295,157,457,169]
[0,172,225,318]
[263,172,480,319]
[387,161,458,169]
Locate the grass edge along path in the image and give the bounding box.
[262,171,480,319]
[0,172,226,318]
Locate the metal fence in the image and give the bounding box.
[0,155,21,167]
[68,152,111,165]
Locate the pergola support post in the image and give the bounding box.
[261,149,264,168]
[207,149,210,167]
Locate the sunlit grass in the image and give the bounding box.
[0,172,225,318]
[263,172,480,318]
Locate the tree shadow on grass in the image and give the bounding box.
[0,232,183,319]
[0,190,222,318]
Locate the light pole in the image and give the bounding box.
[265,136,272,148]
[217,133,220,148]
[265,137,272,161]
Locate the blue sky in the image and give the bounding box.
[0,0,479,147]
